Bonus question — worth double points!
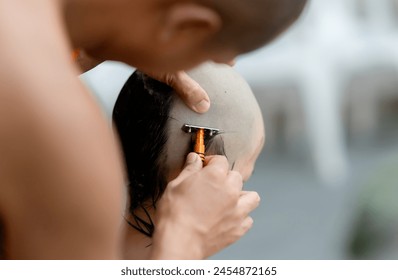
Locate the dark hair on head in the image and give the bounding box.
[201,0,308,52]
[113,71,173,237]
[113,71,226,238]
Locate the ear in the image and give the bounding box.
[157,3,222,48]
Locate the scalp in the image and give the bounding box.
[165,62,263,180]
[199,0,308,52]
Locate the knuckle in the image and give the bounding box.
[253,194,261,209]
[205,155,228,167]
[245,216,254,229]
[228,175,243,192]
[166,180,178,189]
[228,170,243,182]
[219,192,238,209]
[166,76,176,87]
[225,187,238,200]
[211,154,228,163]
[236,217,253,237]
[229,185,241,197]
[183,165,198,174]
[242,191,261,209]
[226,191,239,204]
[209,165,226,177]
[252,192,261,205]
[218,155,229,164]
[175,71,186,81]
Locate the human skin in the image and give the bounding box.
[0,0,124,258]
[122,63,265,259]
[63,1,236,73]
[0,0,270,259]
[75,50,212,113]
[165,63,265,181]
[67,0,307,113]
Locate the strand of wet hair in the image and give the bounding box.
[125,205,155,238]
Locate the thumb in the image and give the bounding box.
[172,153,203,185]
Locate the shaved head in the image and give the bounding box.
[113,63,264,237]
[73,0,307,72]
[198,0,308,52]
[165,63,264,181]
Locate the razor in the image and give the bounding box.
[181,124,220,162]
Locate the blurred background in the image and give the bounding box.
[82,0,398,259]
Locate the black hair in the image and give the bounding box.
[201,0,308,53]
[113,71,226,238]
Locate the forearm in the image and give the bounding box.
[0,85,125,258]
[0,47,125,258]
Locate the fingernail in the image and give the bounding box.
[193,99,210,113]
[186,153,199,164]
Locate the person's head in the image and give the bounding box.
[113,63,264,236]
[65,0,307,72]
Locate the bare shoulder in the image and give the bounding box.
[0,0,124,259]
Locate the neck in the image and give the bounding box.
[61,0,117,51]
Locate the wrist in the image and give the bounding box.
[150,215,204,260]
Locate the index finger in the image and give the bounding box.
[169,71,210,113]
[203,155,230,173]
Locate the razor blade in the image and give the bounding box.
[181,124,220,137]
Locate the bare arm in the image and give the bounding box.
[0,0,124,259]
[0,0,257,260]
